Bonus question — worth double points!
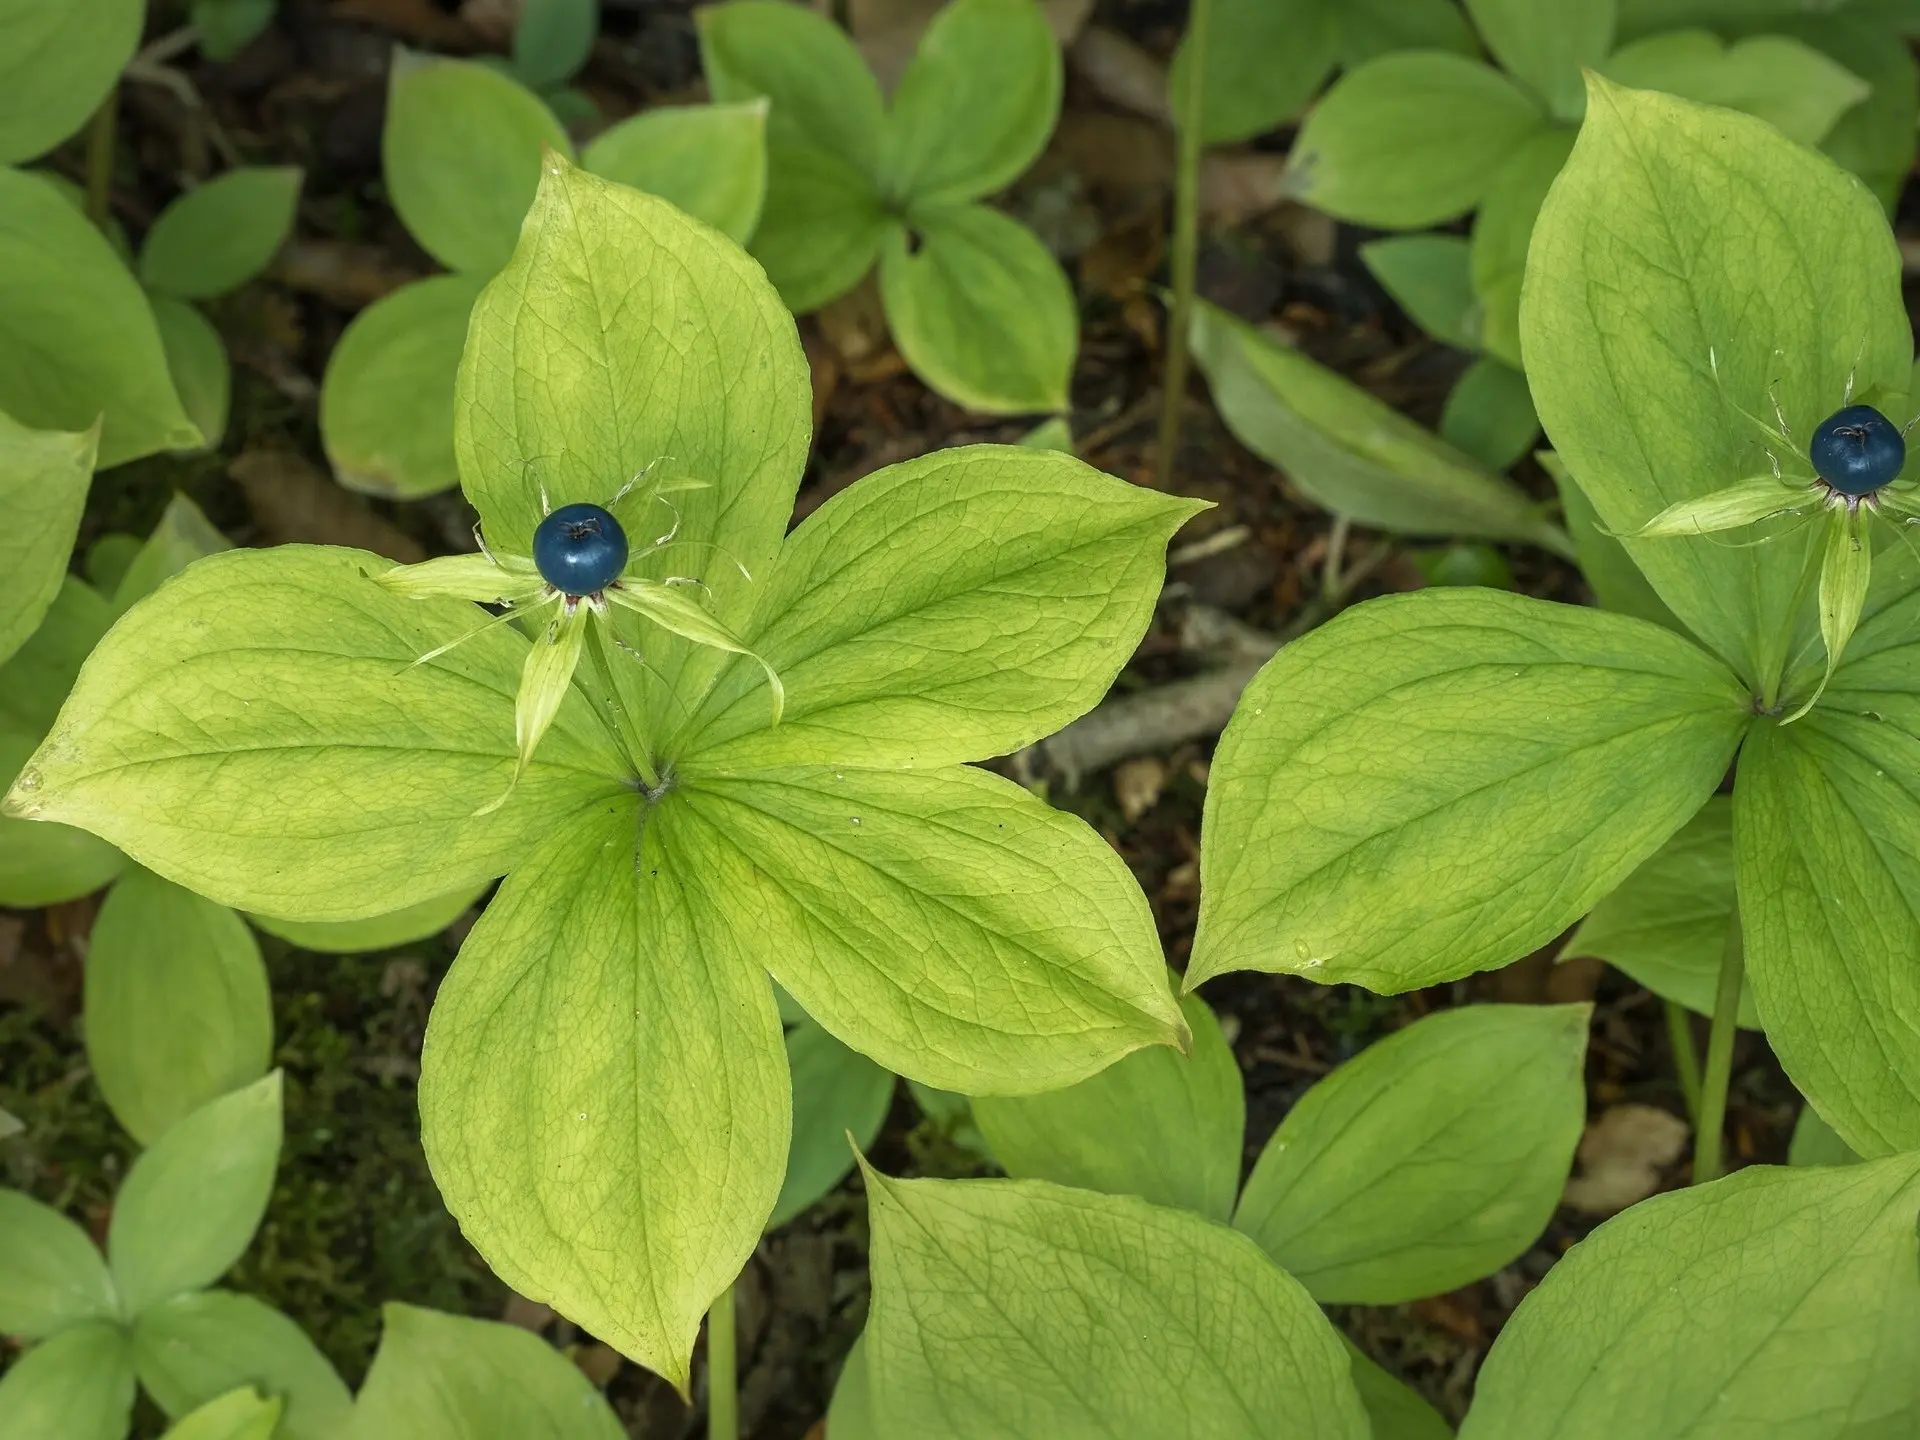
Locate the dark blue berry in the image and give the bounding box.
[1810,405,1905,496]
[532,503,628,595]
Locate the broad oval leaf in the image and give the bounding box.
[581,101,769,244]
[1599,30,1869,147]
[0,1189,116,1338]
[351,1302,626,1440]
[86,867,274,1146]
[1347,1341,1454,1440]
[1459,1157,1920,1439]
[683,445,1202,769]
[667,763,1187,1094]
[879,203,1076,415]
[419,795,789,1390]
[0,0,142,164]
[740,139,888,313]
[1523,77,1909,696]
[0,409,95,666]
[161,1388,282,1440]
[1791,11,1918,215]
[150,297,231,453]
[108,1072,283,1315]
[773,1019,895,1230]
[248,882,483,955]
[698,0,884,175]
[139,167,304,301]
[1169,0,1339,147]
[512,0,596,89]
[133,1290,352,1440]
[319,273,484,500]
[1190,302,1565,550]
[2,546,624,921]
[0,1321,136,1440]
[383,54,572,275]
[881,0,1060,205]
[1287,52,1544,228]
[0,168,200,465]
[971,989,1244,1222]
[1191,588,1750,992]
[1465,0,1614,122]
[862,1168,1370,1439]
[1439,358,1539,474]
[1232,1004,1589,1303]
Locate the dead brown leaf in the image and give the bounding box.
[1199,151,1290,228]
[1113,755,1168,822]
[273,239,419,309]
[1562,1103,1690,1216]
[229,448,426,563]
[1068,26,1170,126]
[331,0,477,48]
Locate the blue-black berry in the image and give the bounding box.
[533,502,629,595]
[1810,405,1905,496]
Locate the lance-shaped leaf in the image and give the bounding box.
[85,867,274,1145]
[1523,77,1910,696]
[132,1291,352,1440]
[1787,507,1870,720]
[861,1166,1370,1439]
[0,168,200,465]
[667,764,1186,1093]
[1190,301,1568,551]
[1192,588,1750,992]
[0,0,142,164]
[1465,0,1614,122]
[1735,716,1920,1155]
[140,167,304,301]
[0,1189,116,1338]
[772,1019,895,1229]
[1233,1004,1589,1303]
[970,989,1244,1221]
[1626,474,1816,537]
[681,445,1203,769]
[0,1321,136,1440]
[418,795,789,1390]
[1459,1156,1920,1438]
[0,409,95,666]
[351,1303,626,1440]
[582,101,769,244]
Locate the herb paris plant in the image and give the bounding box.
[5,155,1200,1388]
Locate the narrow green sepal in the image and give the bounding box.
[475,596,581,814]
[378,551,542,603]
[606,579,784,724]
[1619,475,1815,538]
[1785,507,1872,723]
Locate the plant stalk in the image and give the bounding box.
[708,1283,738,1440]
[1152,0,1213,489]
[583,619,661,791]
[1692,917,1745,1184]
[84,87,119,229]
[1664,998,1701,1124]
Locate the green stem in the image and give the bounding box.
[583,620,660,791]
[1152,0,1213,490]
[707,1283,738,1440]
[1664,998,1701,1124]
[84,87,118,229]
[1692,917,1745,1184]
[1321,514,1351,603]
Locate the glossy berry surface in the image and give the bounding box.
[532,503,629,595]
[1810,404,1905,496]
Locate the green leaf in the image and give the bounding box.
[160,1388,282,1440]
[1600,31,1868,146]
[319,273,484,501]
[132,1291,352,1440]
[85,867,273,1146]
[1190,302,1567,549]
[1287,53,1545,228]
[0,573,112,736]
[1788,12,1919,215]
[1734,716,1920,1155]
[698,0,884,176]
[0,0,142,164]
[150,298,231,452]
[666,764,1187,1093]
[582,101,768,244]
[1543,450,1683,633]
[1458,1156,1920,1438]
[1560,795,1759,1027]
[1347,1340,1454,1440]
[0,1321,136,1440]
[1467,123,1573,368]
[383,55,572,274]
[743,140,888,313]
[1789,1105,1861,1168]
[0,408,95,666]
[1466,0,1614,122]
[0,730,126,906]
[247,883,483,954]
[418,796,788,1391]
[0,168,201,465]
[1359,234,1477,351]
[879,204,1075,414]
[139,168,303,301]
[351,1302,625,1440]
[2,546,624,921]
[0,1189,116,1338]
[192,0,275,63]
[1234,1004,1589,1303]
[1440,358,1539,473]
[87,532,142,596]
[825,1332,877,1440]
[971,990,1244,1221]
[1191,588,1750,991]
[108,1073,282,1315]
[1170,0,1339,146]
[110,491,230,615]
[881,0,1059,205]
[1522,77,1910,697]
[511,0,597,90]
[682,445,1202,769]
[772,1019,895,1228]
[1334,0,1476,67]
[861,1168,1370,1439]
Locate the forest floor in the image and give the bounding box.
[0,0,1866,1435]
